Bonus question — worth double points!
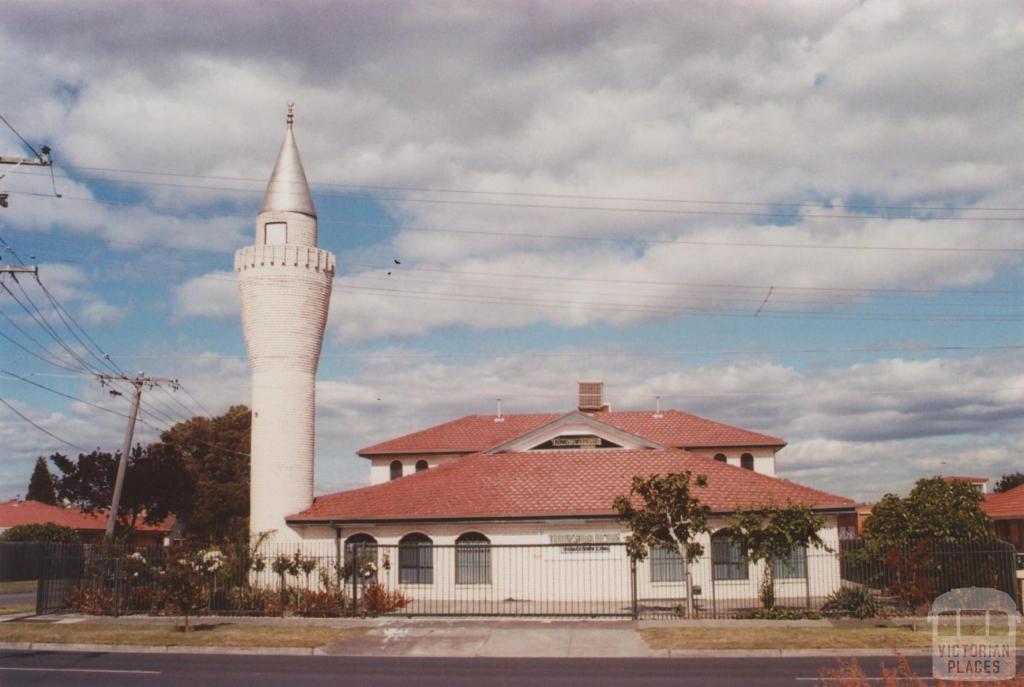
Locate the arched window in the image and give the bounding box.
[344,533,378,581]
[713,453,727,463]
[415,459,429,472]
[711,529,748,580]
[389,460,403,481]
[740,453,754,471]
[650,546,684,582]
[399,533,433,584]
[455,532,491,585]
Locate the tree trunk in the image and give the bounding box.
[760,560,775,609]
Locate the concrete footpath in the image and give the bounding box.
[0,615,961,659]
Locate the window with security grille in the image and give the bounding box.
[650,546,685,582]
[399,533,433,584]
[455,532,491,584]
[711,531,749,580]
[344,533,378,582]
[771,546,807,579]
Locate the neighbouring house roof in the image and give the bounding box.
[289,449,853,524]
[983,484,1024,520]
[0,499,173,533]
[357,409,786,457]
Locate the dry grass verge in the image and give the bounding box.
[0,621,367,648]
[641,626,947,650]
[0,581,37,594]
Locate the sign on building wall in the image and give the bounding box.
[532,435,622,450]
[545,533,621,560]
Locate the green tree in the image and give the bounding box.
[147,405,251,544]
[50,445,189,534]
[612,471,710,617]
[994,472,1024,494]
[862,476,995,550]
[0,522,79,543]
[26,456,57,504]
[728,501,827,609]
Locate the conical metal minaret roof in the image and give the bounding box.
[259,105,317,218]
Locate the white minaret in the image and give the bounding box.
[235,105,334,542]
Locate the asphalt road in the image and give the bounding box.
[0,650,939,686]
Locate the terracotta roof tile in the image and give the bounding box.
[357,410,785,456]
[0,499,173,533]
[983,484,1024,519]
[290,449,852,523]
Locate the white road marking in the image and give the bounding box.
[798,678,935,682]
[0,666,160,675]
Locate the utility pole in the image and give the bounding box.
[0,146,54,208]
[99,373,179,537]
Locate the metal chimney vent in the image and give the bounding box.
[578,380,608,412]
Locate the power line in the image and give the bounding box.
[6,191,1024,253]
[12,163,1024,213]
[0,368,132,420]
[3,342,1021,363]
[0,396,87,452]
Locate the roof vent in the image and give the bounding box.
[578,380,609,412]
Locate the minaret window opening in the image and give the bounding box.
[389,460,402,480]
[415,460,428,472]
[265,222,287,245]
[740,453,754,471]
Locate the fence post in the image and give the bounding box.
[630,556,638,620]
[350,543,358,616]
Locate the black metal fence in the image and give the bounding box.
[0,542,51,582]
[24,538,1021,619]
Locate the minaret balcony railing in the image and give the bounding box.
[234,244,336,274]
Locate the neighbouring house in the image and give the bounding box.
[0,499,175,546]
[279,381,855,613]
[944,475,989,495]
[984,484,1024,553]
[837,503,875,539]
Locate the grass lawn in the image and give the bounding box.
[0,603,35,615]
[0,581,37,594]
[0,621,367,648]
[640,626,950,650]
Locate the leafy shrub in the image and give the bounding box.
[735,607,822,620]
[361,582,409,615]
[821,586,882,619]
[0,523,79,543]
[295,589,351,617]
[66,587,114,615]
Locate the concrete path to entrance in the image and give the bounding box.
[326,620,658,658]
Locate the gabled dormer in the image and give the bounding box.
[488,412,666,453]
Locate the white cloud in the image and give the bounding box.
[172,271,237,320]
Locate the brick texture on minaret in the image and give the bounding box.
[235,106,334,542]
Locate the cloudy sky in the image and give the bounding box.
[0,0,1021,504]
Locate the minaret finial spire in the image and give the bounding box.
[287,102,294,128]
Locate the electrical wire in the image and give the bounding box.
[11,163,1024,213]
[0,396,87,452]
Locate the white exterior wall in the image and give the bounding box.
[237,221,334,543]
[289,516,842,608]
[368,454,463,483]
[706,447,777,476]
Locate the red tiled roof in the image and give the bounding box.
[0,500,173,533]
[290,449,852,523]
[357,410,785,456]
[943,476,989,483]
[983,484,1024,519]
